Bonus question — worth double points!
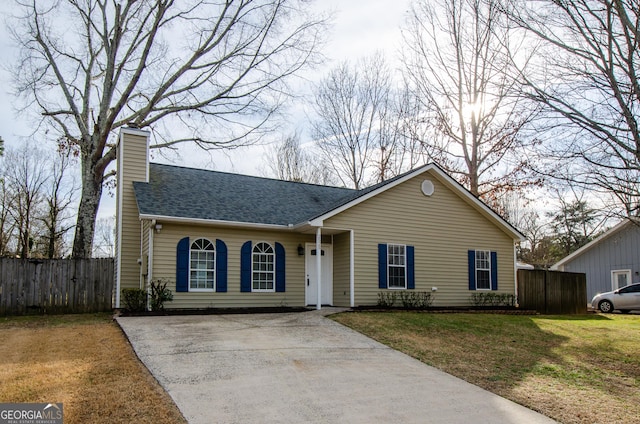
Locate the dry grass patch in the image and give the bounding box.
[332,312,640,424]
[0,313,186,424]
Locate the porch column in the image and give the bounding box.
[350,229,355,308]
[316,227,322,310]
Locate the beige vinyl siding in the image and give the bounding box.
[332,232,351,306]
[151,224,316,308]
[117,130,148,291]
[324,169,516,306]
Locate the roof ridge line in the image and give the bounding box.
[149,162,355,191]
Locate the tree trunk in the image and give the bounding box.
[72,155,102,258]
[20,229,29,259]
[47,221,56,259]
[469,177,479,197]
[13,1,327,258]
[468,163,479,196]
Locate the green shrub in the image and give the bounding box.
[150,278,174,311]
[121,288,147,312]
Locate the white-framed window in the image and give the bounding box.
[611,269,632,290]
[252,242,275,292]
[475,250,491,290]
[388,244,407,289]
[190,238,215,291]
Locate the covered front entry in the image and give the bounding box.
[305,243,333,306]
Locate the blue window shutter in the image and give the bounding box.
[275,242,286,292]
[378,244,387,289]
[241,241,252,292]
[468,250,476,290]
[491,251,498,291]
[407,246,415,289]
[176,237,190,292]
[216,239,227,293]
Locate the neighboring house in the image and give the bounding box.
[115,128,524,310]
[552,219,640,303]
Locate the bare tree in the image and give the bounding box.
[372,81,431,183]
[516,210,548,265]
[503,0,640,217]
[265,133,335,185]
[312,55,395,189]
[519,233,561,269]
[0,177,16,256]
[3,144,48,258]
[0,144,12,255]
[495,190,562,268]
[93,216,116,258]
[401,0,537,198]
[11,0,327,257]
[37,152,78,258]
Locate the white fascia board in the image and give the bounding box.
[119,127,151,140]
[308,218,323,227]
[139,214,295,231]
[308,163,525,242]
[552,219,631,268]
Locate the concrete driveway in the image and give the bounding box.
[117,310,556,424]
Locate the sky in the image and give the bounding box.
[0,0,412,220]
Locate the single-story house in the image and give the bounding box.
[115,127,525,310]
[552,219,640,302]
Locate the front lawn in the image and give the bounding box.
[0,313,186,424]
[332,311,640,424]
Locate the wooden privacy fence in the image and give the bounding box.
[518,269,587,314]
[0,258,114,315]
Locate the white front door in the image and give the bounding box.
[306,243,333,306]
[612,269,632,290]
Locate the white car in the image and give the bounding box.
[591,283,640,313]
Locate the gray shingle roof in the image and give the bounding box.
[133,163,357,226]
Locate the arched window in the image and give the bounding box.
[252,242,275,291]
[190,238,215,290]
